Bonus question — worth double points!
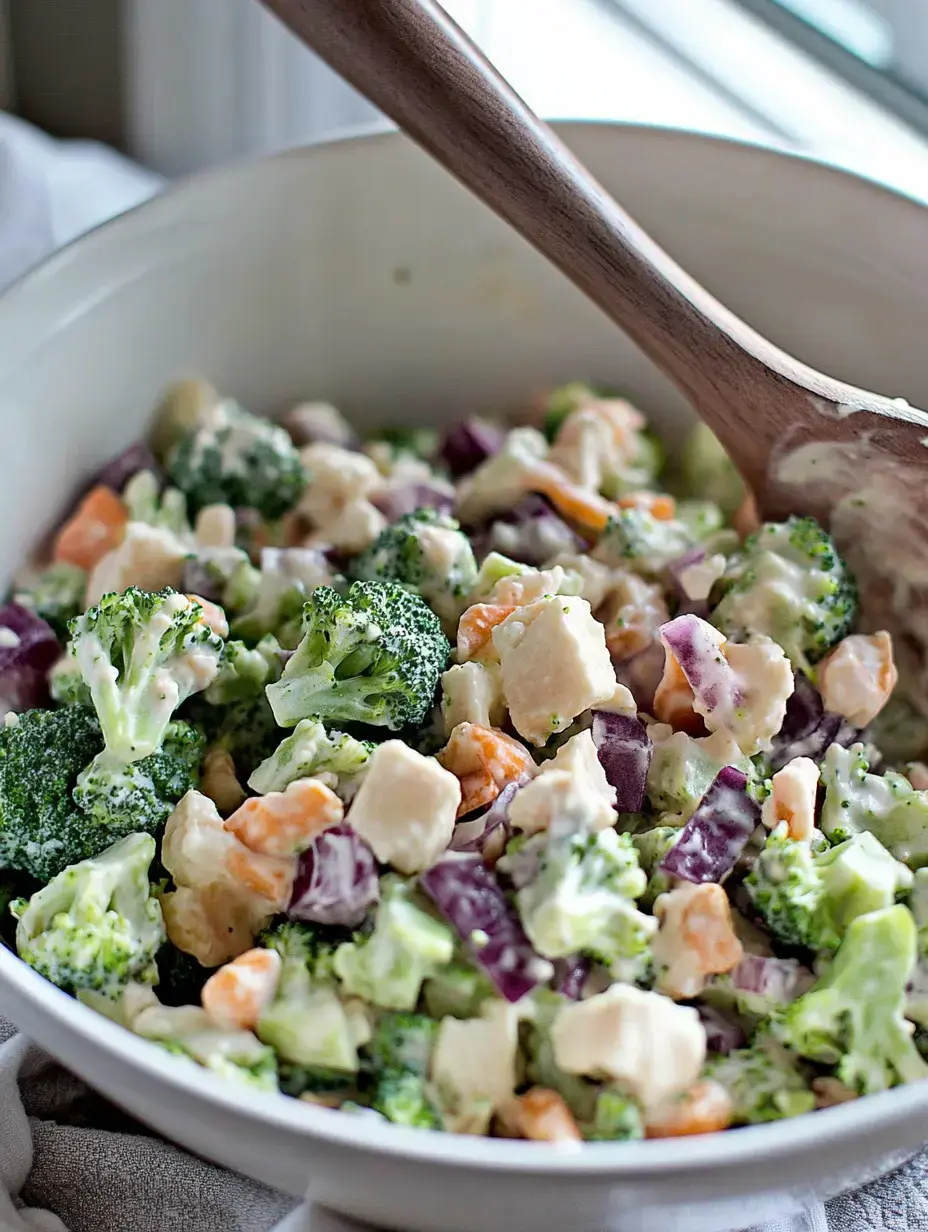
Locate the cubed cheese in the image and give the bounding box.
[818,631,898,728]
[430,1000,520,1135]
[761,756,820,841]
[551,983,706,1112]
[651,882,743,1000]
[492,565,571,607]
[509,730,616,836]
[493,596,616,746]
[346,741,460,873]
[86,522,190,607]
[544,553,614,610]
[440,660,506,735]
[304,498,386,554]
[299,443,381,522]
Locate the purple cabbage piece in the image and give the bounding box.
[288,823,379,927]
[449,780,520,853]
[698,1004,745,1054]
[370,481,455,523]
[613,643,665,712]
[730,954,813,1003]
[0,604,61,713]
[660,613,742,716]
[439,418,504,478]
[667,548,710,619]
[96,442,159,494]
[590,711,652,813]
[474,495,587,565]
[770,670,857,772]
[553,956,590,1001]
[659,766,761,884]
[419,856,551,1003]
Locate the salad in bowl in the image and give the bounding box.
[0,376,924,1145]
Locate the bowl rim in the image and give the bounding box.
[3,118,928,1174]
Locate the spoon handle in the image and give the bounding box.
[259,0,894,484]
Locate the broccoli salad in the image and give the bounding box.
[1,377,925,1144]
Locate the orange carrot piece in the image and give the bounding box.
[653,651,704,735]
[53,485,127,570]
[438,722,535,816]
[511,1088,583,1143]
[224,847,295,910]
[226,778,344,858]
[457,604,517,662]
[645,1080,733,1138]
[531,464,616,536]
[201,947,281,1031]
[617,491,676,521]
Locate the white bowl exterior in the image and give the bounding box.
[2,123,928,1228]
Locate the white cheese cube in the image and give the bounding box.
[492,596,616,746]
[430,1000,520,1135]
[346,741,460,874]
[440,660,506,735]
[551,983,706,1112]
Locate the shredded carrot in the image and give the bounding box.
[53,485,127,570]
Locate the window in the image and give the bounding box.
[734,0,928,134]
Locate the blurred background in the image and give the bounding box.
[2,0,928,256]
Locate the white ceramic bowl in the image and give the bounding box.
[2,123,928,1232]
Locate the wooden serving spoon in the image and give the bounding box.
[260,0,928,704]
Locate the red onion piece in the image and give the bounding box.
[449,780,520,853]
[0,604,61,712]
[698,1004,745,1054]
[660,613,742,717]
[419,856,551,1003]
[590,711,652,813]
[288,823,379,927]
[370,482,455,523]
[730,954,814,1003]
[439,418,504,478]
[770,670,857,772]
[659,766,760,883]
[96,442,159,494]
[553,956,590,1001]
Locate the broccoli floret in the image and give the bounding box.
[258,917,343,983]
[646,729,751,821]
[122,469,191,536]
[278,1062,358,1101]
[48,655,90,707]
[704,1038,815,1124]
[745,823,911,954]
[422,961,493,1020]
[351,509,477,627]
[11,833,164,994]
[257,920,368,1071]
[190,689,282,782]
[776,904,928,1093]
[231,547,334,647]
[676,422,746,518]
[334,876,454,1011]
[514,830,655,981]
[183,545,260,616]
[72,719,205,842]
[204,635,282,704]
[631,826,680,908]
[581,1089,644,1141]
[13,562,86,640]
[592,508,695,576]
[0,706,102,880]
[541,382,602,442]
[68,587,223,766]
[247,717,374,796]
[169,399,305,520]
[366,1012,440,1129]
[522,989,598,1122]
[163,1027,279,1092]
[266,581,449,731]
[711,516,857,671]
[820,742,928,866]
